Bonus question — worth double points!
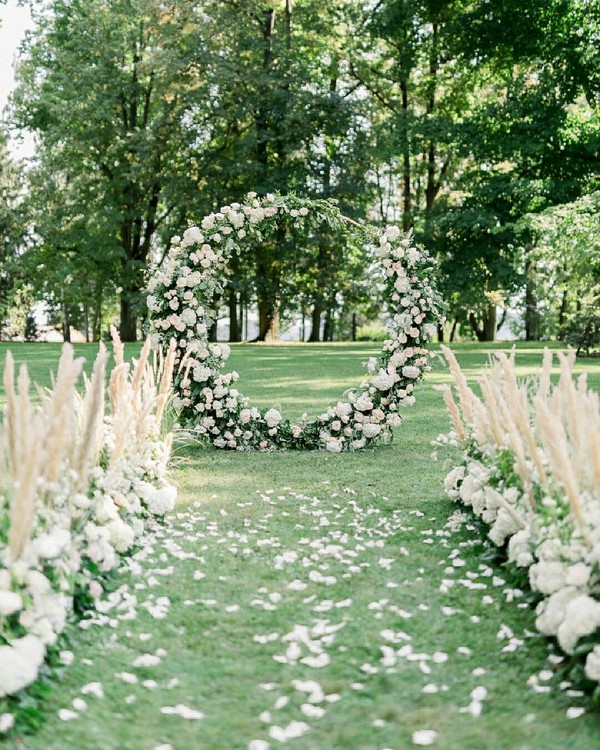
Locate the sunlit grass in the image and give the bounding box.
[1,341,599,749]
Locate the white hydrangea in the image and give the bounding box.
[535,587,578,636]
[585,645,600,681]
[557,595,600,654]
[0,635,45,698]
[362,423,381,439]
[529,561,567,595]
[0,591,23,617]
[372,369,395,391]
[402,365,421,379]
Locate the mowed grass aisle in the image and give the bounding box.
[2,342,600,750]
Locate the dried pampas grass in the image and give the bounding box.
[441,346,600,538]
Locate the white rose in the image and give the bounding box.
[394,276,410,294]
[384,226,401,240]
[182,226,203,245]
[354,394,373,412]
[264,408,282,428]
[423,323,437,339]
[401,365,421,379]
[362,423,381,438]
[335,402,352,419]
[325,438,343,453]
[372,369,395,391]
[181,308,197,327]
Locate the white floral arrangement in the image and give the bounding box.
[438,345,600,695]
[0,333,177,702]
[147,193,443,451]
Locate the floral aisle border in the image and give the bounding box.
[147,193,443,451]
[438,346,600,696]
[0,332,177,714]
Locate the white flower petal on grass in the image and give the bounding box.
[0,714,15,733]
[301,703,326,719]
[248,741,270,750]
[80,682,104,698]
[412,729,438,745]
[160,704,204,720]
[566,707,585,719]
[301,653,330,669]
[154,744,174,750]
[133,653,161,668]
[269,721,310,741]
[59,650,74,665]
[115,672,138,684]
[58,709,78,721]
[287,580,307,591]
[72,698,87,712]
[471,686,488,702]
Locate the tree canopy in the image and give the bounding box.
[1,0,598,342]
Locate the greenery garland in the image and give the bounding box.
[147,193,443,451]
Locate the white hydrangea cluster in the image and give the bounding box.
[0,357,177,699]
[148,193,443,451]
[440,348,600,689]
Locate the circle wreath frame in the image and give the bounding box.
[147,193,443,452]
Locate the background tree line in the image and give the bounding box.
[0,0,598,343]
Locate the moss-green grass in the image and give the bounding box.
[1,341,599,750]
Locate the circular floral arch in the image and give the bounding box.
[147,193,443,451]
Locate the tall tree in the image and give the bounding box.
[0,129,27,339]
[12,0,211,340]
[196,0,374,340]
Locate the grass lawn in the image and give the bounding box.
[1,340,600,750]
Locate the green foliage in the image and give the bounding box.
[563,305,600,357]
[0,129,28,339]
[3,0,598,342]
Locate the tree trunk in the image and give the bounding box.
[62,304,71,343]
[469,307,496,342]
[257,298,276,341]
[437,323,444,343]
[119,297,137,342]
[449,319,458,342]
[351,312,357,342]
[483,304,497,341]
[323,306,335,341]
[400,79,412,232]
[558,289,568,338]
[424,23,439,217]
[208,318,218,342]
[524,250,540,341]
[309,304,322,342]
[228,288,240,342]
